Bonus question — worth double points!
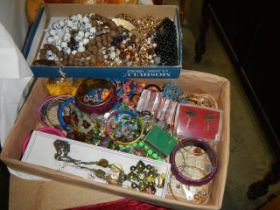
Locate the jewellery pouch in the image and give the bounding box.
[1,70,230,210]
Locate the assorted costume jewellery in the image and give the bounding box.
[22,77,224,204]
[33,13,178,67]
[53,139,167,195]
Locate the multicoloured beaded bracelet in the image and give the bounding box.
[105,110,144,146]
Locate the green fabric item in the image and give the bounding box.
[145,125,178,156]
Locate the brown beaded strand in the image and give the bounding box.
[34,13,169,67]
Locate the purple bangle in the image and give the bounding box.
[37,95,56,126]
[169,139,218,186]
[37,95,71,128]
[75,79,117,114]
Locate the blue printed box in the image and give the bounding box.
[23,3,182,78]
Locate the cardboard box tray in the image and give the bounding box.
[23,3,182,78]
[1,70,230,210]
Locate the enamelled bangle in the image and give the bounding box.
[75,79,117,114]
[169,139,218,186]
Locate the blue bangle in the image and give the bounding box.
[58,97,76,131]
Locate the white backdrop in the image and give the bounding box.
[0,0,33,147]
[0,0,29,48]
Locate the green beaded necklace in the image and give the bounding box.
[117,141,163,161]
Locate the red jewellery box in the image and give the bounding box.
[175,104,223,142]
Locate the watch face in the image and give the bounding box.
[175,104,223,142]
